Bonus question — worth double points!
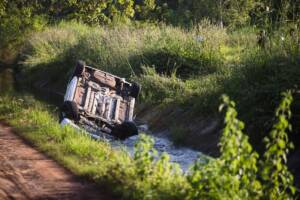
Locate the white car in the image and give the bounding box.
[60,61,141,139]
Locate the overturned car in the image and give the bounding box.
[60,61,141,139]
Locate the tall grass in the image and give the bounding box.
[21,21,227,79]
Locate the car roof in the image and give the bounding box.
[85,65,132,85]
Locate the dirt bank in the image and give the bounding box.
[0,122,111,200]
[136,104,222,156]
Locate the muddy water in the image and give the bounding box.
[121,127,204,171]
[0,66,204,171]
[85,123,204,171]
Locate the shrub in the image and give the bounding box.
[136,66,187,104]
[188,95,261,200]
[187,92,296,200]
[260,91,296,200]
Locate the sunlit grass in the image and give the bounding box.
[0,94,190,199]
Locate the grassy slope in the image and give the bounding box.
[0,93,297,199]
[19,21,300,155]
[0,94,190,200]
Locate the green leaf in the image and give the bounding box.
[278,139,286,149]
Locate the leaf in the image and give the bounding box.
[277,139,286,149]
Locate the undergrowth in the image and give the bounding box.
[17,21,300,149]
[0,91,296,199]
[21,21,226,80]
[20,21,300,114]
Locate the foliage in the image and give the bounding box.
[137,66,187,104]
[188,95,261,200]
[135,0,157,21]
[0,0,136,53]
[260,91,296,199]
[0,91,297,199]
[0,2,47,50]
[168,0,255,28]
[129,134,187,199]
[0,95,189,200]
[19,21,300,143]
[149,0,299,28]
[218,95,261,197]
[0,0,299,198]
[221,0,256,27]
[0,0,299,46]
[0,0,136,25]
[0,0,7,18]
[134,134,157,178]
[187,93,295,200]
[0,0,299,59]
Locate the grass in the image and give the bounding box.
[0,94,189,199]
[20,20,226,83]
[0,92,296,199]
[18,20,300,150]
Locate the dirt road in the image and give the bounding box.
[0,122,112,200]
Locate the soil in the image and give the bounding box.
[136,104,222,156]
[0,122,112,200]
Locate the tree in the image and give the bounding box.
[152,0,256,27]
[0,0,7,18]
[134,0,156,21]
[221,0,256,27]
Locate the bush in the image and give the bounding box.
[0,4,47,56]
[260,91,296,199]
[136,66,187,104]
[187,92,296,200]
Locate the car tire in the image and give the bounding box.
[111,121,138,140]
[73,60,85,77]
[130,82,141,99]
[60,101,79,122]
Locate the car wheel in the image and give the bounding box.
[60,101,79,122]
[130,82,141,99]
[73,60,86,77]
[111,121,138,140]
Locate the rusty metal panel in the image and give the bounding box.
[84,87,91,111]
[62,62,140,138]
[93,71,116,88]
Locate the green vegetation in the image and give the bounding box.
[0,94,188,199]
[0,92,296,199]
[21,21,225,76]
[0,0,299,198]
[1,0,299,56]
[1,3,299,143]
[187,92,296,199]
[18,20,300,149]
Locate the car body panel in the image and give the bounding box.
[61,63,139,138]
[64,76,78,101]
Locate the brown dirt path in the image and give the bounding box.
[0,122,112,200]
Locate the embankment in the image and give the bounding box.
[16,22,300,157]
